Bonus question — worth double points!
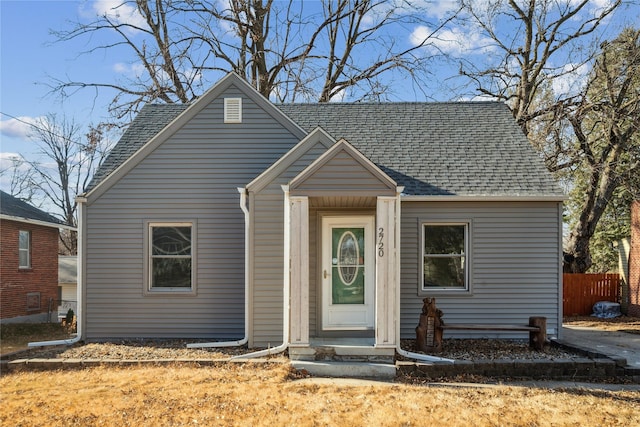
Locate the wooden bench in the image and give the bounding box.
[438,317,547,350]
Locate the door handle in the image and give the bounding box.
[324,270,328,279]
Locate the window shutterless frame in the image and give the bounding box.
[419,222,470,293]
[144,221,197,296]
[18,230,31,269]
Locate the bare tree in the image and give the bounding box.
[0,155,40,203]
[457,0,621,136]
[4,115,114,253]
[562,28,640,272]
[50,0,453,118]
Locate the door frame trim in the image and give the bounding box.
[320,214,375,331]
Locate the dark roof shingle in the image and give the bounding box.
[0,190,64,225]
[277,102,563,197]
[86,101,563,197]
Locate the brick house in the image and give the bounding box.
[629,200,640,317]
[0,191,72,322]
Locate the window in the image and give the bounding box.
[19,230,30,268]
[148,223,194,292]
[422,223,468,291]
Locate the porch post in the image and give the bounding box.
[288,195,309,346]
[375,196,398,348]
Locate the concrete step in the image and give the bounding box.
[291,360,396,379]
[289,345,395,362]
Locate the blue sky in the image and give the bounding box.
[1,1,118,156]
[1,0,639,197]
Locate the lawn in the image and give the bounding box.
[2,318,639,426]
[1,363,639,427]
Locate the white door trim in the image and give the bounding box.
[321,215,375,330]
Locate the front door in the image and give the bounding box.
[321,216,375,330]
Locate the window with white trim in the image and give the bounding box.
[421,223,468,291]
[19,230,31,268]
[148,223,194,292]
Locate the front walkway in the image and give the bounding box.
[560,325,640,370]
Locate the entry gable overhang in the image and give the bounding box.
[246,127,335,194]
[82,72,308,204]
[289,139,397,197]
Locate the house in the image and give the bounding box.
[57,256,78,321]
[77,73,564,358]
[0,191,70,322]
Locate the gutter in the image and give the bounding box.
[187,188,250,349]
[0,214,77,231]
[229,186,293,359]
[28,199,86,348]
[393,189,454,364]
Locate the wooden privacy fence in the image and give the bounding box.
[563,273,621,316]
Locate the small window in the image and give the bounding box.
[422,223,468,291]
[148,223,194,292]
[224,97,242,123]
[19,230,31,268]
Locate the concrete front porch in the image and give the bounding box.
[289,338,395,363]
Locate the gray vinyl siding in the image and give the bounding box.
[250,141,329,347]
[293,150,393,194]
[399,201,562,338]
[84,84,301,339]
[251,194,284,346]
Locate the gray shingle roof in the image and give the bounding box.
[278,102,563,197]
[86,104,188,191]
[0,190,64,225]
[87,101,563,197]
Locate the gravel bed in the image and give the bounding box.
[4,340,248,361]
[5,338,581,362]
[400,339,580,361]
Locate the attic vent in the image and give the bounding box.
[224,97,242,123]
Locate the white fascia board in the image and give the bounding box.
[0,214,76,231]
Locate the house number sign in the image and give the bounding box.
[378,227,384,257]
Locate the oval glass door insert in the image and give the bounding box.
[337,231,359,285]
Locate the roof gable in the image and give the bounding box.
[247,127,335,193]
[83,73,307,202]
[289,139,397,196]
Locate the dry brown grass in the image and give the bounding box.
[564,316,640,334]
[2,363,639,427]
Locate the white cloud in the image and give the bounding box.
[0,116,40,139]
[455,94,500,102]
[0,152,26,165]
[88,0,148,31]
[412,0,460,19]
[410,25,494,56]
[113,62,146,78]
[552,62,591,97]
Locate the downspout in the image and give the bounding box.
[28,198,87,347]
[187,188,250,348]
[392,190,454,364]
[230,185,292,359]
